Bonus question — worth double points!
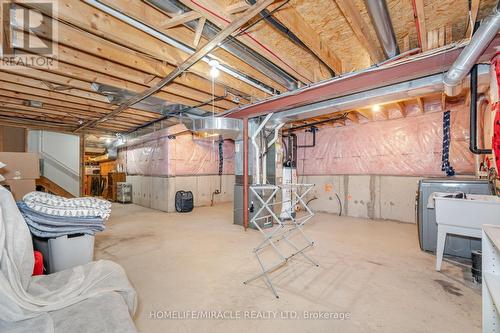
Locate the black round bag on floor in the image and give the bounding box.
[175,191,194,212]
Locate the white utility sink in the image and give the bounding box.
[434,194,500,271]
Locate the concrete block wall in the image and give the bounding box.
[126,175,235,212]
[300,175,421,223]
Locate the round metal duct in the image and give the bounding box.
[189,117,242,140]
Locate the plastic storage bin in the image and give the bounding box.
[33,234,95,274]
[117,182,132,203]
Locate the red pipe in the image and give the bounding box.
[411,0,423,51]
[186,0,312,84]
[243,117,249,231]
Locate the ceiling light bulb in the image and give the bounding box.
[208,59,220,78]
[210,66,219,78]
[372,104,381,112]
[208,59,219,67]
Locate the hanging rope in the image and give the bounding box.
[441,110,455,176]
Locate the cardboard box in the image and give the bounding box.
[0,152,40,180]
[1,179,36,200]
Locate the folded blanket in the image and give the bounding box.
[21,217,100,238]
[17,202,105,238]
[23,192,111,219]
[17,202,105,225]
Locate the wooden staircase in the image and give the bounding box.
[36,176,75,198]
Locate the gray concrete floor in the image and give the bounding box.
[95,202,481,333]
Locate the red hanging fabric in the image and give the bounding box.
[491,54,500,172]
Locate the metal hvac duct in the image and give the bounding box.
[268,65,490,125]
[443,4,500,96]
[91,83,207,117]
[187,117,242,140]
[147,0,299,90]
[364,0,399,58]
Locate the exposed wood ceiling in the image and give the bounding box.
[285,89,479,130]
[0,0,497,134]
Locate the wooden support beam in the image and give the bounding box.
[356,109,373,121]
[441,93,447,111]
[22,2,269,100]
[0,108,131,132]
[0,116,74,130]
[267,2,342,73]
[76,0,275,131]
[100,0,286,93]
[413,0,427,51]
[193,17,206,48]
[346,111,359,123]
[226,2,250,15]
[466,0,480,37]
[0,70,108,103]
[10,49,233,112]
[333,0,384,63]
[395,102,407,117]
[0,101,141,129]
[417,97,425,113]
[0,118,114,134]
[179,0,318,83]
[445,24,453,44]
[160,11,202,29]
[0,93,155,125]
[0,79,160,121]
[402,34,410,52]
[427,29,438,50]
[438,26,445,47]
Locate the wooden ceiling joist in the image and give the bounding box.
[22,1,270,100]
[333,0,384,63]
[395,102,407,117]
[0,118,118,134]
[160,11,202,30]
[7,53,231,113]
[178,0,320,83]
[356,109,373,121]
[0,109,131,132]
[267,2,342,74]
[416,97,425,113]
[193,17,206,48]
[226,2,251,15]
[346,111,359,123]
[0,93,157,125]
[0,71,108,103]
[0,99,150,128]
[0,78,158,120]
[98,0,286,93]
[76,0,275,131]
[413,0,427,51]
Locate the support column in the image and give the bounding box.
[243,117,249,231]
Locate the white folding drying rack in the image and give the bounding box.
[243,183,318,298]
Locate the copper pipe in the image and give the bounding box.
[243,117,249,231]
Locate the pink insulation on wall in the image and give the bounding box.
[117,124,235,176]
[295,104,474,176]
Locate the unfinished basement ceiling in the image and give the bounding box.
[0,0,496,133]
